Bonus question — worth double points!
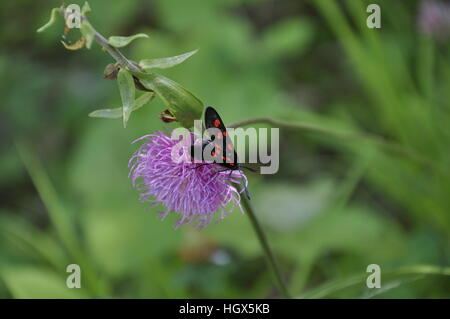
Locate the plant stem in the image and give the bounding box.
[229,117,448,178]
[80,16,141,72]
[240,194,291,298]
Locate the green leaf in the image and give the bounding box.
[139,49,198,70]
[0,215,67,270]
[15,143,80,258]
[298,265,450,299]
[130,71,203,128]
[80,21,95,50]
[15,142,110,296]
[117,68,135,127]
[108,33,149,48]
[36,7,62,33]
[82,1,91,15]
[1,267,88,298]
[89,92,154,119]
[262,18,314,58]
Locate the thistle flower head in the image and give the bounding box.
[129,130,247,229]
[418,0,450,38]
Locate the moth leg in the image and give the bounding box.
[193,163,213,169]
[214,168,229,173]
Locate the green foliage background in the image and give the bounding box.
[0,0,449,298]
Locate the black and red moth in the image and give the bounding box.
[191,106,251,199]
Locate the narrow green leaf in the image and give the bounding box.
[89,92,154,119]
[88,108,123,119]
[108,33,149,48]
[15,143,80,257]
[117,69,135,127]
[1,267,88,298]
[36,7,62,33]
[298,265,450,299]
[82,1,91,15]
[130,71,203,128]
[80,21,95,49]
[0,215,67,270]
[139,49,198,70]
[14,142,111,297]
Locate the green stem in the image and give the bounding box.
[241,195,291,298]
[83,18,141,72]
[229,117,449,178]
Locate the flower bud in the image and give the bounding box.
[103,63,120,80]
[160,109,177,123]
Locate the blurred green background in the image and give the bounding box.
[1,0,450,298]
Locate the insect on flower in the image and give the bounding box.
[190,106,254,200]
[129,130,248,229]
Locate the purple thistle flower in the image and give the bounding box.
[129,130,247,229]
[418,0,450,38]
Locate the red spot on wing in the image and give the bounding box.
[223,131,227,137]
[214,119,221,128]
